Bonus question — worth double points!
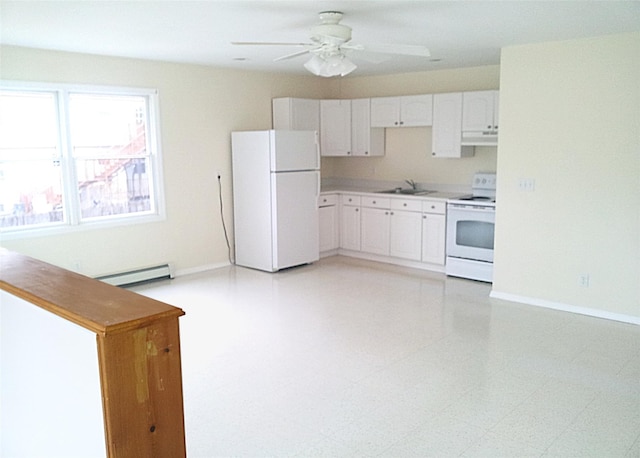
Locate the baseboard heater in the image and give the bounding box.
[96,264,173,287]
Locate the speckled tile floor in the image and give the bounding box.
[133,256,640,457]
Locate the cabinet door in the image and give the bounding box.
[422,213,446,265]
[400,95,433,126]
[432,93,473,158]
[272,98,320,131]
[319,205,338,252]
[361,207,390,255]
[321,99,352,156]
[462,91,497,132]
[370,97,400,127]
[389,210,422,260]
[351,98,369,156]
[340,205,361,251]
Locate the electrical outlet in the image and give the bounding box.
[578,274,590,287]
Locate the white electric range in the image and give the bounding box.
[446,173,496,282]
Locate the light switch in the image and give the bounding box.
[518,178,536,192]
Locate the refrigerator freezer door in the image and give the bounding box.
[271,170,320,270]
[270,130,319,172]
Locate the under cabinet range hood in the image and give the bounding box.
[461,131,498,146]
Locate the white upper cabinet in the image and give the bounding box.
[461,90,499,145]
[370,94,433,128]
[272,98,320,131]
[351,98,385,157]
[401,95,433,126]
[432,93,474,158]
[320,99,352,156]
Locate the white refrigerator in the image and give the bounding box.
[231,130,320,272]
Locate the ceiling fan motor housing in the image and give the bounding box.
[311,11,351,43]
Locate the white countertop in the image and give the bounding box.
[320,185,467,201]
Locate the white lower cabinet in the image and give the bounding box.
[361,207,390,255]
[319,194,339,253]
[421,200,447,265]
[361,197,423,261]
[330,192,447,271]
[340,195,361,251]
[390,210,423,261]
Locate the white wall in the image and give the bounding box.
[1,291,105,457]
[0,45,332,276]
[493,32,640,321]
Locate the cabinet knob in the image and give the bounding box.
[400,121,404,125]
[395,121,399,125]
[403,203,407,207]
[431,205,435,209]
[355,208,359,212]
[323,198,327,203]
[365,151,369,155]
[373,200,376,204]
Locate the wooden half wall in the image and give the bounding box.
[0,249,186,457]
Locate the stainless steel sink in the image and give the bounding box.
[376,188,436,195]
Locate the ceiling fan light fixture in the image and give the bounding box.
[304,53,356,77]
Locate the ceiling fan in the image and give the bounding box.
[232,11,430,77]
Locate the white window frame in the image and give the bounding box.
[0,80,166,240]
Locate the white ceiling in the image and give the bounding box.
[1,1,639,77]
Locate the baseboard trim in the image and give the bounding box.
[174,262,230,278]
[490,290,640,325]
[337,249,445,273]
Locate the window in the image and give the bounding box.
[0,82,164,237]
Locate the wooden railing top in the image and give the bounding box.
[0,249,184,335]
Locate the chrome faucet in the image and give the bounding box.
[405,179,417,190]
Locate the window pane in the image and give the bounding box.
[0,90,64,229]
[0,160,64,229]
[69,93,156,221]
[76,158,151,219]
[0,91,59,160]
[69,94,148,158]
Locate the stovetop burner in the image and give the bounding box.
[458,195,496,203]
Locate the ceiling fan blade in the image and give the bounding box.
[363,43,431,57]
[273,49,312,62]
[349,51,391,64]
[231,41,313,46]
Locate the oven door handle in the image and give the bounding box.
[448,205,495,213]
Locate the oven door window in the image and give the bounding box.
[456,221,494,250]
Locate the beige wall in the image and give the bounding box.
[0,45,333,276]
[493,32,640,319]
[323,66,500,185]
[4,36,637,321]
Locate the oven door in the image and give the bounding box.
[446,204,495,262]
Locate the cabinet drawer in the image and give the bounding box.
[318,194,338,207]
[391,198,422,212]
[422,200,446,214]
[342,194,361,206]
[361,196,391,208]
